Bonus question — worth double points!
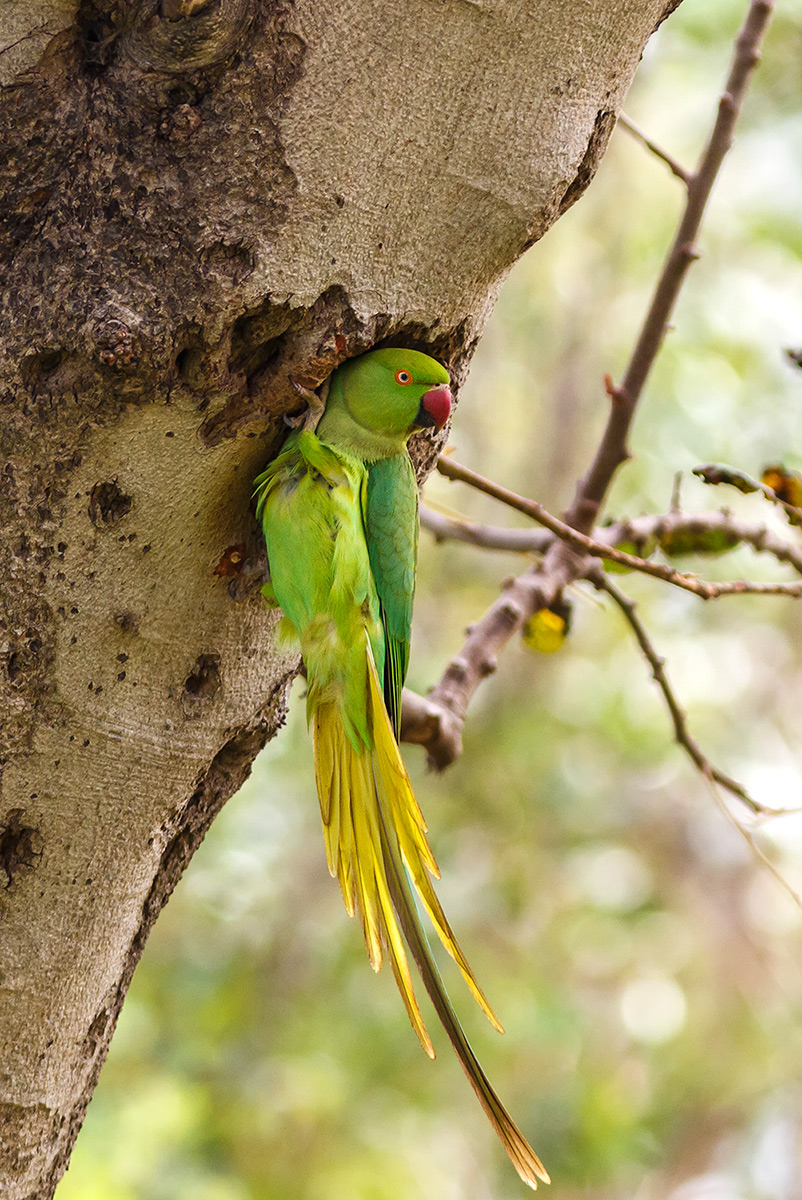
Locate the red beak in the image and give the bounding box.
[419,385,452,432]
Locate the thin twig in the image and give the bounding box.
[694,462,802,526]
[421,504,802,577]
[421,505,553,554]
[594,571,768,815]
[437,456,802,601]
[617,112,692,185]
[703,773,802,913]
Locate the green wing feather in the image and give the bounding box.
[255,429,385,746]
[363,453,419,737]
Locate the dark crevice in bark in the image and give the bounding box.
[199,286,367,445]
[557,107,617,216]
[75,1,127,74]
[183,652,223,699]
[228,298,298,378]
[0,809,44,888]
[87,481,134,528]
[374,316,477,374]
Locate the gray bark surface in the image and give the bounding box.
[0,1,677,1194]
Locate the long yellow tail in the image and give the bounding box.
[312,640,550,1189]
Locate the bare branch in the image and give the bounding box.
[438,457,802,601]
[420,505,552,554]
[616,112,692,185]
[567,0,774,535]
[421,504,802,577]
[618,511,802,576]
[406,553,578,770]
[593,571,768,815]
[704,775,802,913]
[689,580,802,599]
[400,689,466,772]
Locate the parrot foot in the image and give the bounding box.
[283,376,328,431]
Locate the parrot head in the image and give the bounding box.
[336,348,452,439]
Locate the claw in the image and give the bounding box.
[284,376,329,431]
[283,408,307,430]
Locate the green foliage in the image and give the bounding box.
[61,3,802,1197]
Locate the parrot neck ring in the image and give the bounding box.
[415,385,452,431]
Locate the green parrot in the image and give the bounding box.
[254,348,548,1189]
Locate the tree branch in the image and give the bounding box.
[407,0,776,769]
[437,456,802,601]
[404,545,581,770]
[593,571,769,815]
[421,504,802,577]
[420,504,553,554]
[567,0,774,534]
[616,112,692,185]
[703,774,802,912]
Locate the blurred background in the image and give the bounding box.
[60,2,802,1197]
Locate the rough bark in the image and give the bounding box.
[0,1,678,1195]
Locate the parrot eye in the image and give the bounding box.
[395,370,413,385]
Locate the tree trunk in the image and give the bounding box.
[0,1,678,1194]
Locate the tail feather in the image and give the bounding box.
[376,791,550,1190]
[312,636,549,1188]
[351,748,384,970]
[314,702,432,1052]
[315,731,355,915]
[370,832,435,1058]
[365,648,502,1032]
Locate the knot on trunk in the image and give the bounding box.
[124,0,255,72]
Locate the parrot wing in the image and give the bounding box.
[363,453,419,737]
